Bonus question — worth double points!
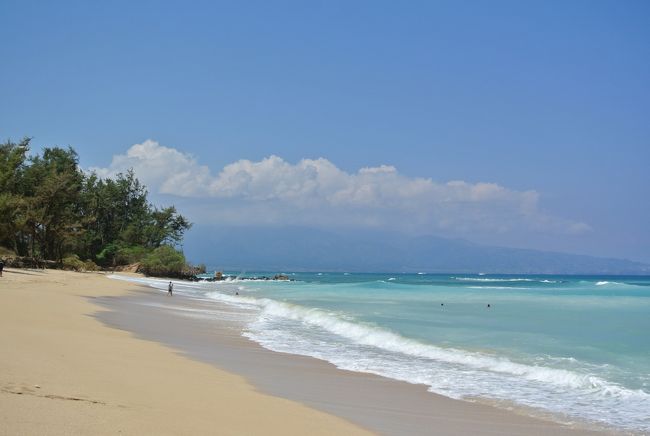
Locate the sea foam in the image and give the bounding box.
[201,291,650,431]
[453,277,560,283]
[110,274,650,432]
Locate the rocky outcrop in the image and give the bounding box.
[273,274,289,280]
[3,256,58,269]
[114,263,141,273]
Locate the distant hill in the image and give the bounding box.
[183,225,650,275]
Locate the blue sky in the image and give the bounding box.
[1,0,649,262]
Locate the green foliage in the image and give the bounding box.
[61,254,99,271]
[0,246,16,257]
[96,242,149,266]
[0,138,192,268]
[62,254,86,271]
[0,137,29,192]
[140,245,186,277]
[0,138,30,252]
[96,242,120,265]
[115,245,150,265]
[83,259,100,271]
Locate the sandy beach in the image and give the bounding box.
[0,268,370,435]
[1,269,612,435]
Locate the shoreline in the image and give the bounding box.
[96,274,616,435]
[0,268,371,435]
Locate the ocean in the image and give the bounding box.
[111,273,650,432]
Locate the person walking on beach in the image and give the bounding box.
[168,281,173,296]
[0,259,4,277]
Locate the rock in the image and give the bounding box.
[115,263,141,273]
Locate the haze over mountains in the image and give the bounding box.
[184,226,649,275]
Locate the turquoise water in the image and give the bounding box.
[115,273,650,431]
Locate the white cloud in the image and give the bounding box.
[91,139,213,196]
[91,139,592,237]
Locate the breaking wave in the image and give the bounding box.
[204,291,650,431]
[453,277,560,283]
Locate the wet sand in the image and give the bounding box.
[95,278,614,435]
[0,269,370,435]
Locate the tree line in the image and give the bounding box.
[0,137,199,276]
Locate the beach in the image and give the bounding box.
[1,269,616,435]
[0,268,370,435]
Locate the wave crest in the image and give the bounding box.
[453,277,559,283]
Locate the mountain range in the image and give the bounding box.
[183,226,649,275]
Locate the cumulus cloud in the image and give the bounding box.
[91,139,214,196]
[91,140,591,237]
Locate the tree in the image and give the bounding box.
[145,206,192,248]
[0,138,193,271]
[0,138,30,251]
[140,245,187,276]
